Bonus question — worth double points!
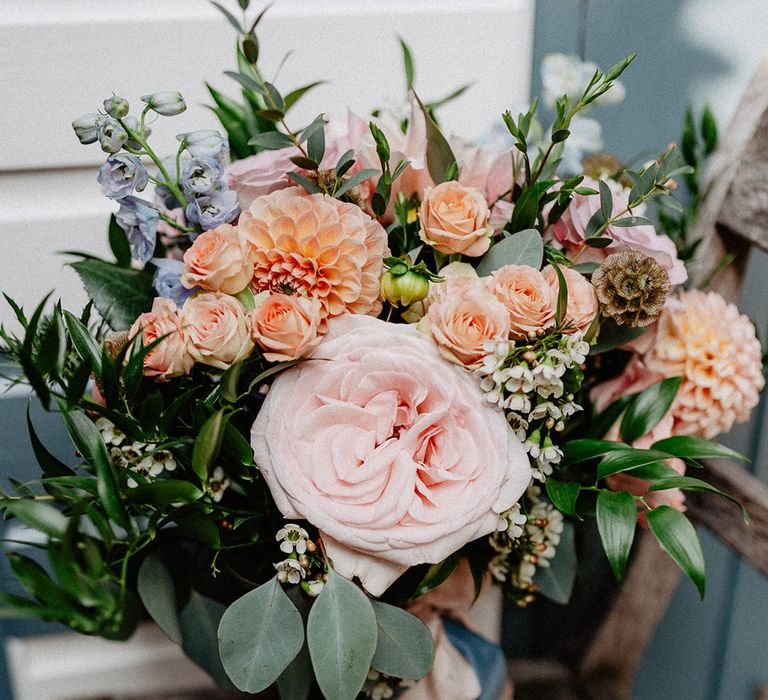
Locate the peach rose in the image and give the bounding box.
[542,264,598,333]
[250,314,531,595]
[251,292,323,362]
[181,292,254,370]
[419,181,492,257]
[129,298,193,380]
[181,223,254,295]
[241,187,389,322]
[487,265,555,339]
[225,147,296,210]
[419,284,510,368]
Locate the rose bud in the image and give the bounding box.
[103,95,130,119]
[141,91,187,116]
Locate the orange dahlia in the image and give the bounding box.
[239,187,389,321]
[646,290,764,439]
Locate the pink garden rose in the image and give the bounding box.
[542,264,598,333]
[419,181,492,257]
[181,292,254,370]
[129,298,193,380]
[251,292,323,362]
[181,223,254,295]
[551,177,687,286]
[225,147,296,210]
[250,314,531,595]
[419,282,511,368]
[487,265,555,339]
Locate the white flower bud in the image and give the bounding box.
[141,91,187,116]
[97,118,128,153]
[72,113,103,144]
[104,95,130,119]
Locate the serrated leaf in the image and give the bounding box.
[370,600,434,680]
[533,521,576,604]
[647,506,705,598]
[307,569,377,700]
[620,376,682,444]
[596,490,637,583]
[138,552,182,644]
[545,479,581,518]
[219,577,304,693]
[475,229,543,276]
[70,259,154,331]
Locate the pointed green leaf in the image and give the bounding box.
[620,376,682,444]
[0,499,68,539]
[307,569,377,700]
[138,552,183,644]
[596,490,637,583]
[218,577,304,693]
[649,436,748,463]
[533,521,576,604]
[546,479,581,518]
[399,37,415,91]
[597,447,677,479]
[191,409,229,483]
[63,310,102,376]
[647,506,705,598]
[412,552,460,598]
[649,476,749,523]
[248,131,295,150]
[284,81,326,112]
[412,91,456,185]
[108,214,132,268]
[27,406,74,477]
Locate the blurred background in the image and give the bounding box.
[1,0,767,698]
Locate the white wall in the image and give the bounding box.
[0,0,534,329]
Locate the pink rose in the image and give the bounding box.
[225,147,296,210]
[487,265,555,339]
[250,314,531,595]
[181,223,254,295]
[181,292,254,370]
[419,181,492,257]
[419,284,511,368]
[551,177,687,285]
[542,264,598,333]
[251,292,323,362]
[129,298,193,380]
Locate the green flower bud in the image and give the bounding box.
[71,113,103,144]
[141,91,186,116]
[103,95,129,119]
[97,118,128,153]
[381,268,430,307]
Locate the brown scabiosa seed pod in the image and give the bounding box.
[592,250,670,327]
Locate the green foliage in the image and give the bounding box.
[138,552,183,644]
[307,569,378,700]
[412,552,460,598]
[620,377,682,444]
[533,521,576,604]
[218,576,305,693]
[596,490,637,583]
[370,600,434,680]
[475,229,544,276]
[546,479,581,518]
[412,91,457,185]
[647,506,706,598]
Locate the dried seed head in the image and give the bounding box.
[592,251,670,327]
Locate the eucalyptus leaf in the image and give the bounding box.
[647,506,705,598]
[137,552,182,644]
[219,577,304,693]
[596,490,637,583]
[370,600,434,680]
[181,591,233,688]
[307,569,377,700]
[475,229,543,276]
[248,131,295,150]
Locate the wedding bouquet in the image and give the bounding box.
[1,3,764,699]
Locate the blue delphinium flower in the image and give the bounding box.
[152,258,196,306]
[185,189,239,231]
[98,118,128,153]
[116,197,160,263]
[179,130,229,162]
[181,157,224,196]
[97,154,149,200]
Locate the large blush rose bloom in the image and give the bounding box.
[251,292,323,362]
[542,264,598,333]
[181,292,254,369]
[551,177,687,286]
[181,223,254,294]
[419,181,492,257]
[129,298,193,380]
[240,187,389,322]
[251,315,531,595]
[487,265,555,339]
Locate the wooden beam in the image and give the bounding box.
[686,459,768,578]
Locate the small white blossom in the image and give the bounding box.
[276,523,309,554]
[209,466,230,503]
[96,417,125,446]
[275,559,306,584]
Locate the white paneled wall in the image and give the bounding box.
[0,0,534,329]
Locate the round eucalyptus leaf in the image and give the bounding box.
[370,600,434,680]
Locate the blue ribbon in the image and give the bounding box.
[443,618,508,700]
